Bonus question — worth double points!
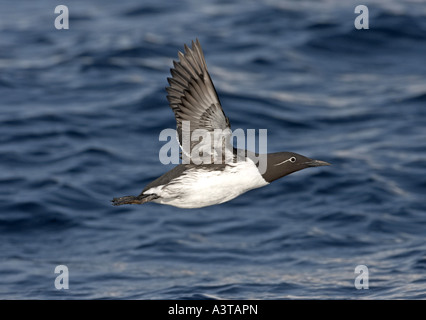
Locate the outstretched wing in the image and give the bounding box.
[166,39,232,164]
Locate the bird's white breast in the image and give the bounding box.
[144,159,269,208]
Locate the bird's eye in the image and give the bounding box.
[290,157,296,163]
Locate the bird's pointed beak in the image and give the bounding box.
[305,159,331,167]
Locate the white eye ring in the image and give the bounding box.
[274,156,297,166]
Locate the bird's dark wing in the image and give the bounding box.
[166,39,232,164]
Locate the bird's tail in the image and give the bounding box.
[111,194,158,206]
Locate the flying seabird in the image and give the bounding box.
[112,39,330,209]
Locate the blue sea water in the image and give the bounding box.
[1,0,426,299]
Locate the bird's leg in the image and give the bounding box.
[111,194,158,206]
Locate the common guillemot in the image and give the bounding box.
[112,39,330,209]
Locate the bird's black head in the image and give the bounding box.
[261,151,330,183]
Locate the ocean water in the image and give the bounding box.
[1,0,426,299]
